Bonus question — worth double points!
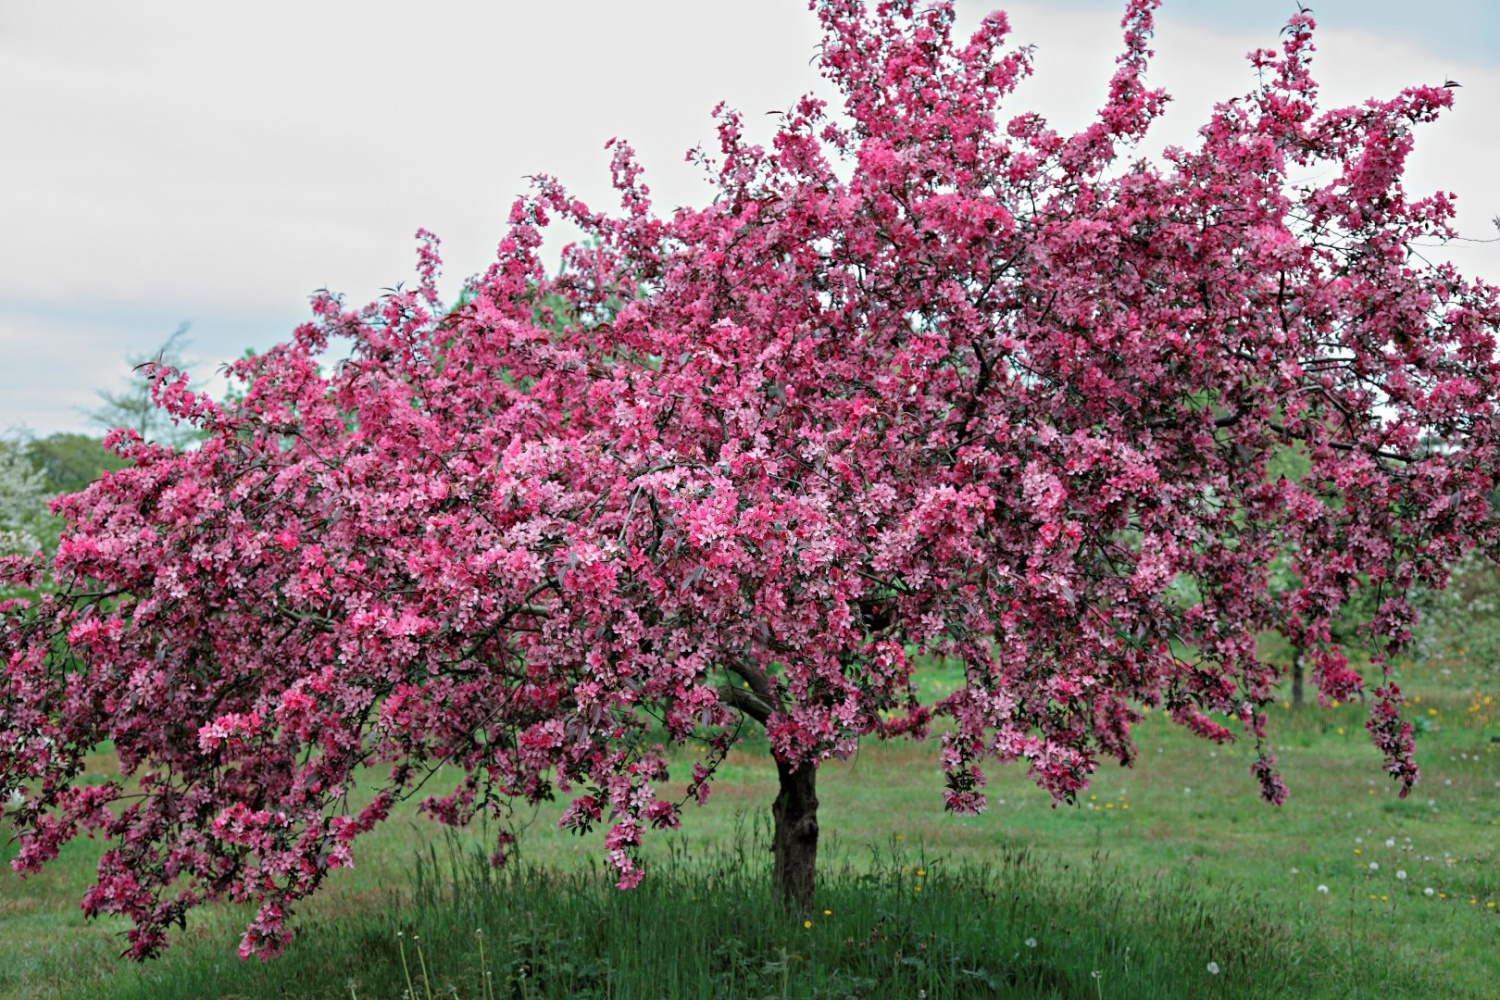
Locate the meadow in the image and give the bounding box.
[2,653,1496,999]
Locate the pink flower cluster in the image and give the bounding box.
[2,0,1496,960]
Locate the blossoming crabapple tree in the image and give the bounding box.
[3,0,1498,960]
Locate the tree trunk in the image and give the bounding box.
[772,758,819,914]
[1291,650,1305,708]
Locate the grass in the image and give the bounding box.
[92,823,1443,999]
[2,653,1497,998]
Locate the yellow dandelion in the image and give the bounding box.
[804,920,812,929]
[823,909,832,916]
[915,869,926,877]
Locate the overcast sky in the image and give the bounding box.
[3,0,1496,437]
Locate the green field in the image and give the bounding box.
[3,654,1497,998]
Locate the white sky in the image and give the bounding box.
[2,0,1496,436]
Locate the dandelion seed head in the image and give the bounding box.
[1207,961,1221,975]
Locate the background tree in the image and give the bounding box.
[86,323,203,450]
[2,0,1498,961]
[1412,549,1500,677]
[23,432,130,497]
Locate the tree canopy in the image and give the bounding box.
[3,0,1498,961]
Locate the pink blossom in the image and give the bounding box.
[2,0,1496,959]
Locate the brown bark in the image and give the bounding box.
[722,659,819,912]
[771,758,819,914]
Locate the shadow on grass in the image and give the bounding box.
[100,811,1450,1000]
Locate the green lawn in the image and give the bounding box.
[3,654,1496,998]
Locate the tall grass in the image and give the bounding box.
[107,811,1449,1000]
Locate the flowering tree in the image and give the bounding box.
[3,0,1498,960]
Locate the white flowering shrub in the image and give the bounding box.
[1412,550,1500,678]
[0,439,56,556]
